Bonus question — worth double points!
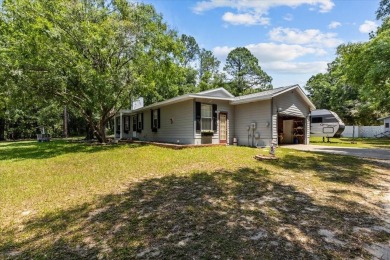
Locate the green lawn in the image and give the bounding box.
[310,136,390,149]
[1,140,389,259]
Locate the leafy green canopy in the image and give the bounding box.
[306,1,390,124]
[223,47,272,96]
[1,0,182,142]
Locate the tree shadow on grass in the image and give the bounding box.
[266,152,384,189]
[0,140,145,161]
[1,167,388,259]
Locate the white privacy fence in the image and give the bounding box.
[341,126,385,138]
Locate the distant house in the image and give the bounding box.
[378,116,390,131]
[114,85,316,146]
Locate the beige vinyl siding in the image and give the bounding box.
[273,89,310,118]
[234,100,272,147]
[135,100,195,144]
[193,99,234,144]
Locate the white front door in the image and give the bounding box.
[219,113,227,144]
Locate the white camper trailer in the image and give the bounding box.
[310,109,345,138]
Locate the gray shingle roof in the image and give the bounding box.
[233,85,298,101]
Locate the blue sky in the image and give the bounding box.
[139,0,380,88]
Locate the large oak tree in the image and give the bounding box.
[1,0,182,142]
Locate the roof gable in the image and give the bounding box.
[196,88,234,98]
[230,85,316,110]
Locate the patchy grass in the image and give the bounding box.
[1,141,389,259]
[310,136,390,149]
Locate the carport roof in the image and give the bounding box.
[230,84,316,110]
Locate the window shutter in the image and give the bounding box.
[151,110,153,130]
[195,102,201,134]
[141,113,144,130]
[157,109,161,128]
[212,104,217,133]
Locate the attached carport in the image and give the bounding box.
[231,85,316,147]
[271,85,316,145]
[277,115,306,144]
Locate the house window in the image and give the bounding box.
[201,104,212,131]
[124,116,130,133]
[132,115,137,132]
[153,110,158,127]
[196,102,217,134]
[135,113,144,133]
[151,109,160,131]
[137,114,142,130]
[386,122,389,128]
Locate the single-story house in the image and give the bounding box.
[378,116,390,130]
[114,84,316,146]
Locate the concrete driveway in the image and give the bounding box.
[283,144,390,161]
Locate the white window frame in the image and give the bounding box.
[124,116,130,131]
[153,110,158,129]
[201,104,212,131]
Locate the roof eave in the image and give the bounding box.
[118,94,233,115]
[230,95,272,105]
[190,94,234,101]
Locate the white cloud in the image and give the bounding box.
[262,61,328,74]
[328,21,341,29]
[269,27,343,48]
[222,12,269,26]
[359,20,378,34]
[283,13,294,21]
[213,43,330,85]
[213,43,326,64]
[193,0,334,26]
[245,43,326,62]
[193,0,335,14]
[213,46,235,59]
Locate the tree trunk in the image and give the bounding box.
[85,122,94,140]
[63,105,68,138]
[85,109,94,140]
[94,120,107,143]
[0,117,5,141]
